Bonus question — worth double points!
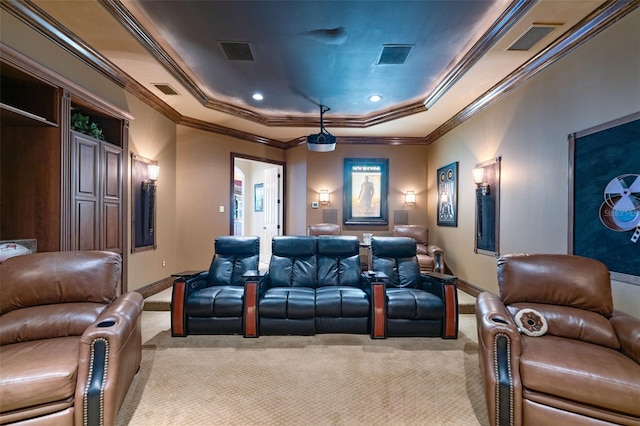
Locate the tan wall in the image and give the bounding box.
[175,126,285,271]
[126,94,178,290]
[303,144,429,239]
[427,10,640,316]
[284,145,308,236]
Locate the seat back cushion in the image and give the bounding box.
[308,223,341,236]
[208,236,260,286]
[0,251,120,316]
[269,236,317,288]
[392,225,428,244]
[498,254,613,316]
[317,236,361,287]
[371,237,421,288]
[0,303,105,345]
[508,303,620,349]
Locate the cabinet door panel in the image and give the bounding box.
[103,146,121,200]
[103,202,121,253]
[76,138,99,197]
[102,145,122,253]
[76,200,97,251]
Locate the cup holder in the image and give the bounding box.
[96,320,116,328]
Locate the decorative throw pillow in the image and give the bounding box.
[508,303,620,349]
[515,308,548,337]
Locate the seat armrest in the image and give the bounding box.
[425,244,444,273]
[170,273,207,337]
[423,273,458,338]
[243,271,265,338]
[476,292,523,426]
[370,279,387,339]
[610,309,640,364]
[76,292,143,426]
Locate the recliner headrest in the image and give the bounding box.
[371,237,417,258]
[317,236,359,256]
[214,236,260,255]
[272,236,316,257]
[498,253,613,316]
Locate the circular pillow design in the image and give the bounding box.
[515,308,548,337]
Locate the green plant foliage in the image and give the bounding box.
[71,112,106,140]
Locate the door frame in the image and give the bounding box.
[230,153,286,236]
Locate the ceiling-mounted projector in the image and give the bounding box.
[307,105,335,152]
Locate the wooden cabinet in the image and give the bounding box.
[1,48,131,290]
[1,60,62,252]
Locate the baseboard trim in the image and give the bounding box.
[135,276,174,299]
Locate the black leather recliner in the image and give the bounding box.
[258,235,370,335]
[315,236,370,334]
[370,237,458,338]
[171,236,259,336]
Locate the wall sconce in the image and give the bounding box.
[319,189,330,205]
[473,167,490,195]
[405,190,416,206]
[148,163,160,182]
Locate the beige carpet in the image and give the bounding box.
[116,313,488,425]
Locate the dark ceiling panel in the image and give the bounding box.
[132,1,500,116]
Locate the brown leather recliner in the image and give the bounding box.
[476,253,640,426]
[307,223,341,236]
[392,225,444,273]
[0,251,143,426]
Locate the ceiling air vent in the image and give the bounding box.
[377,44,413,65]
[219,42,255,61]
[508,24,561,51]
[153,83,179,95]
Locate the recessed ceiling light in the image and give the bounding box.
[252,93,264,101]
[369,95,382,102]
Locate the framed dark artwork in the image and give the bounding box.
[343,158,389,225]
[254,183,264,212]
[473,157,501,256]
[437,162,458,227]
[131,154,157,252]
[569,112,639,285]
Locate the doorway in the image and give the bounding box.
[231,154,285,269]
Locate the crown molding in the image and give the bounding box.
[178,116,287,149]
[283,135,426,150]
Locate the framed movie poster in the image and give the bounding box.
[569,112,640,285]
[343,158,389,225]
[437,162,458,227]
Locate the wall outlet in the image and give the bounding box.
[219,205,225,213]
[311,201,319,209]
[162,260,166,267]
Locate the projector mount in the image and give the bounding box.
[307,104,336,152]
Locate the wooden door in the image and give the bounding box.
[71,132,99,251]
[102,144,122,254]
[260,167,281,263]
[71,131,123,254]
